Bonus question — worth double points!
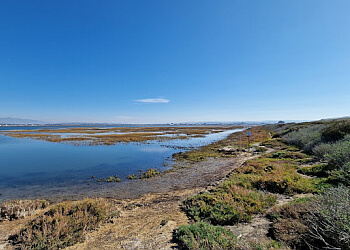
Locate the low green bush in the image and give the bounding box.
[141,168,161,178]
[127,174,137,180]
[233,157,322,194]
[313,142,333,160]
[324,138,350,170]
[174,222,237,249]
[105,175,122,182]
[283,124,324,153]
[297,164,329,177]
[321,120,350,142]
[182,185,275,225]
[327,163,350,186]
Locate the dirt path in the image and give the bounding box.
[225,194,311,247]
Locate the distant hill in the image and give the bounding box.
[0,117,47,125]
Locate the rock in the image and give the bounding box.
[217,146,239,155]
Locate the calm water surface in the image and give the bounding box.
[0,127,243,201]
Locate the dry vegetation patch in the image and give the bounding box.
[0,200,49,222]
[9,198,115,249]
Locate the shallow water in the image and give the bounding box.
[0,127,243,201]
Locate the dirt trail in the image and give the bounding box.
[225,193,311,246]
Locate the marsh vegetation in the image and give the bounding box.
[1,126,242,145]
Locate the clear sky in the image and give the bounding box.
[1,0,349,124]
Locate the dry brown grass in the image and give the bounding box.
[66,190,199,250]
[0,200,50,222]
[9,198,114,249]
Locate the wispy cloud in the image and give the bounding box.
[134,98,170,104]
[115,116,134,120]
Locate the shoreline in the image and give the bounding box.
[0,128,254,203]
[0,148,261,249]
[0,126,270,249]
[0,126,258,203]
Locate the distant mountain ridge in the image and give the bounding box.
[0,117,47,124]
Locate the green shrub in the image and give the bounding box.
[141,168,161,178]
[105,175,122,182]
[174,222,237,249]
[298,164,329,177]
[327,163,350,186]
[324,139,350,170]
[313,142,333,160]
[321,120,350,142]
[267,150,308,160]
[127,174,138,180]
[233,157,321,194]
[283,124,324,153]
[182,185,275,225]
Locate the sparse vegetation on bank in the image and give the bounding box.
[105,175,122,182]
[261,118,350,250]
[96,174,122,182]
[274,119,350,187]
[127,168,161,180]
[176,118,350,249]
[9,199,115,249]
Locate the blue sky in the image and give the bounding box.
[1,0,349,123]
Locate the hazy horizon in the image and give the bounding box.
[0,115,337,125]
[1,1,349,123]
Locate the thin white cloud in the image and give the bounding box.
[116,116,134,120]
[135,98,170,104]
